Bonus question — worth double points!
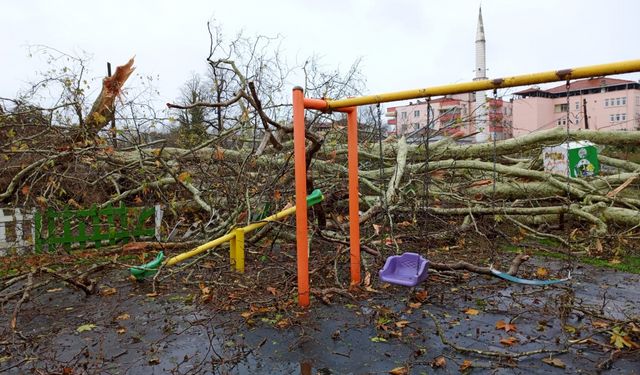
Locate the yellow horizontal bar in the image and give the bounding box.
[242,205,297,233]
[165,205,298,267]
[325,59,640,109]
[166,232,236,266]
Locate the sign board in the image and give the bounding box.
[543,141,600,177]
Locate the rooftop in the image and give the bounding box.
[514,77,638,97]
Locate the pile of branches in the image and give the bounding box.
[1,40,640,274]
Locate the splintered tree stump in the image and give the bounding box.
[79,57,135,140]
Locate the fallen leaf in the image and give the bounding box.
[464,308,480,316]
[432,356,446,368]
[371,336,387,343]
[76,323,96,333]
[266,286,278,295]
[499,336,519,346]
[495,320,518,333]
[408,302,422,309]
[275,319,291,329]
[364,271,371,287]
[146,292,159,298]
[274,190,282,201]
[609,258,622,265]
[62,367,73,375]
[100,287,117,296]
[373,224,382,235]
[459,359,473,372]
[395,320,411,328]
[536,267,549,278]
[177,171,191,183]
[21,184,30,196]
[214,146,224,160]
[397,220,413,228]
[610,327,639,349]
[116,327,127,334]
[542,357,566,369]
[116,313,130,321]
[47,288,63,293]
[388,366,408,375]
[414,290,429,302]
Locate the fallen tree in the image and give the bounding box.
[1,41,640,290]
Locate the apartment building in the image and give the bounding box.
[512,77,640,137]
[386,93,513,141]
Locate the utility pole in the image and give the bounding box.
[583,98,589,130]
[107,62,117,147]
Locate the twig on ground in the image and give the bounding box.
[10,272,33,331]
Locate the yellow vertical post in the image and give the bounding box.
[234,228,245,273]
[229,231,237,270]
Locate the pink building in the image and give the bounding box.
[512,78,640,137]
[386,94,513,141]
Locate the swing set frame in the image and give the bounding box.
[292,59,640,307]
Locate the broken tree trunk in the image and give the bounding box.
[79,57,135,140]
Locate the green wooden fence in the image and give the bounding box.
[34,203,161,253]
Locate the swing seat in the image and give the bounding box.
[379,252,430,287]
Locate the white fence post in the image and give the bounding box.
[154,205,163,241]
[0,208,34,256]
[0,209,8,251]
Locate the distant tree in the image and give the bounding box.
[173,73,214,147]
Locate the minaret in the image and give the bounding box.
[474,6,489,143]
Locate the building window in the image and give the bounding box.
[616,98,621,106]
[616,114,621,122]
[610,114,615,122]
[575,101,580,110]
[554,104,569,113]
[622,113,627,121]
[605,99,609,107]
[622,97,627,105]
[414,110,420,117]
[401,112,407,119]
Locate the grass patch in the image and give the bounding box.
[500,244,640,274]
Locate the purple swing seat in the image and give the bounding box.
[379,252,430,287]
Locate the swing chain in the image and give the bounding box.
[424,97,432,212]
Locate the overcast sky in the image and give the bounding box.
[2,0,639,108]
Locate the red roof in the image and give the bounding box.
[429,97,461,104]
[547,77,633,93]
[514,77,634,95]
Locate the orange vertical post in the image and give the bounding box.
[292,87,310,307]
[346,108,361,285]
